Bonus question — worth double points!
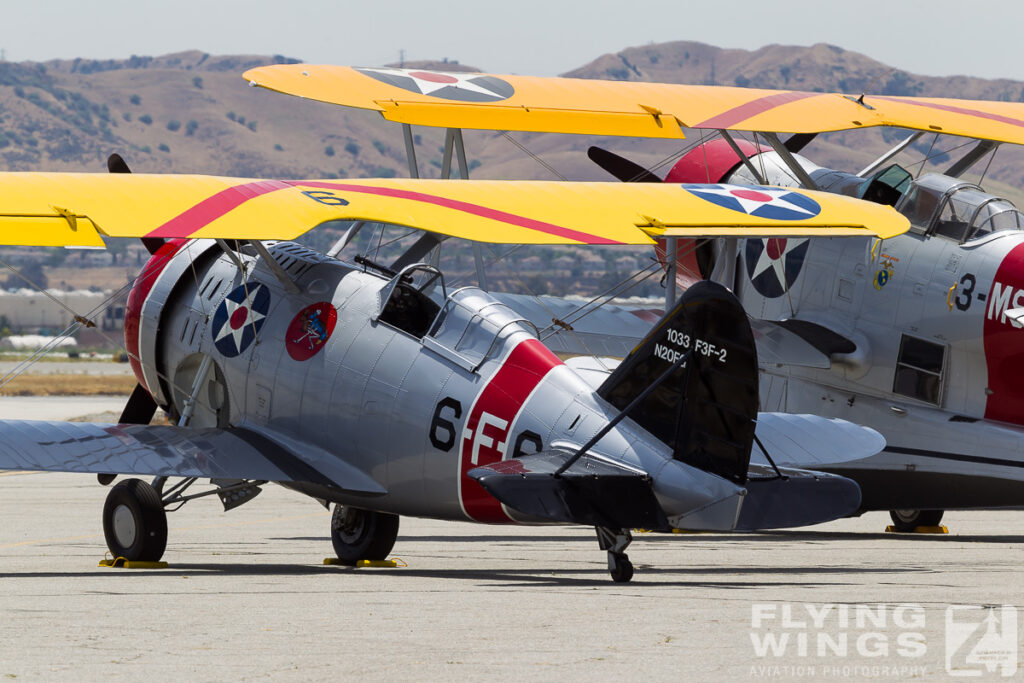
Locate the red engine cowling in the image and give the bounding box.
[655,139,764,287]
[123,239,187,395]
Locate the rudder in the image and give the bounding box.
[597,280,758,484]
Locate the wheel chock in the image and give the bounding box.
[98,556,169,569]
[323,558,406,567]
[884,525,949,534]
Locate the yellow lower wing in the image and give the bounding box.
[0,173,909,246]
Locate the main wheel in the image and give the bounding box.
[102,478,168,561]
[330,505,399,566]
[889,508,944,532]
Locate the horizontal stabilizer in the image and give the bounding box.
[468,451,670,530]
[767,319,855,357]
[735,465,861,530]
[0,420,386,495]
[751,413,885,468]
[749,320,832,368]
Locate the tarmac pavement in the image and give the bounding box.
[0,470,1022,681]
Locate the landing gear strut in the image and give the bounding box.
[102,478,168,561]
[101,476,265,562]
[596,527,634,583]
[330,505,400,566]
[889,508,944,532]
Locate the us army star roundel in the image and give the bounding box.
[354,67,514,102]
[211,282,271,357]
[744,238,810,298]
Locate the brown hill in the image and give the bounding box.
[5,41,1024,300]
[3,41,1024,191]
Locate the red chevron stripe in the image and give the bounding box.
[145,180,622,245]
[872,96,1024,130]
[693,91,819,130]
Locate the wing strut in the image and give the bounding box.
[945,139,1000,179]
[250,240,301,294]
[402,123,420,178]
[438,126,489,290]
[761,132,819,190]
[719,130,766,184]
[857,131,924,178]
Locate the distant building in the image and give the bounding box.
[0,288,124,333]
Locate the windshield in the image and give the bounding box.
[895,173,1024,242]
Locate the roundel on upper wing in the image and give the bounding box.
[353,66,514,102]
[681,184,822,221]
[211,282,271,358]
[744,238,810,298]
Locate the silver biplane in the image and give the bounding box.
[244,63,1024,531]
[0,141,902,580]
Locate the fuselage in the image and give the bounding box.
[670,141,1024,509]
[124,238,743,525]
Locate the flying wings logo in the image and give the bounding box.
[354,67,514,102]
[211,282,270,358]
[681,184,822,221]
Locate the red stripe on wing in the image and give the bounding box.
[144,180,293,239]
[693,91,820,130]
[144,179,623,245]
[300,181,623,244]
[872,96,1024,130]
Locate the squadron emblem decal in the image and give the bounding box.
[211,282,270,358]
[744,238,810,298]
[353,67,514,102]
[681,184,822,221]
[286,302,337,361]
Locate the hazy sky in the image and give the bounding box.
[3,1,1023,81]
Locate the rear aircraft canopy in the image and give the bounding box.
[895,174,1024,243]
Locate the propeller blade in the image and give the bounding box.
[587,146,663,183]
[107,153,131,174]
[107,153,165,254]
[119,383,158,425]
[784,133,817,154]
[102,382,158,486]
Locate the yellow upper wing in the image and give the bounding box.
[0,173,908,247]
[242,64,1024,144]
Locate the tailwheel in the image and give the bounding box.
[608,552,634,583]
[889,508,944,532]
[330,505,399,566]
[595,527,634,583]
[102,478,168,561]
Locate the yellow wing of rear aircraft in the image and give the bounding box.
[242,64,1024,145]
[0,173,908,246]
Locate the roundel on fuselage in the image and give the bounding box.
[211,282,271,358]
[744,238,810,299]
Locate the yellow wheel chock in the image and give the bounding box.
[884,525,948,534]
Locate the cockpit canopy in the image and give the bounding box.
[895,173,1024,242]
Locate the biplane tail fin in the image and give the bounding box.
[597,279,759,485]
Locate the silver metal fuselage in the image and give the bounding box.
[728,164,1024,508]
[131,240,742,526]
